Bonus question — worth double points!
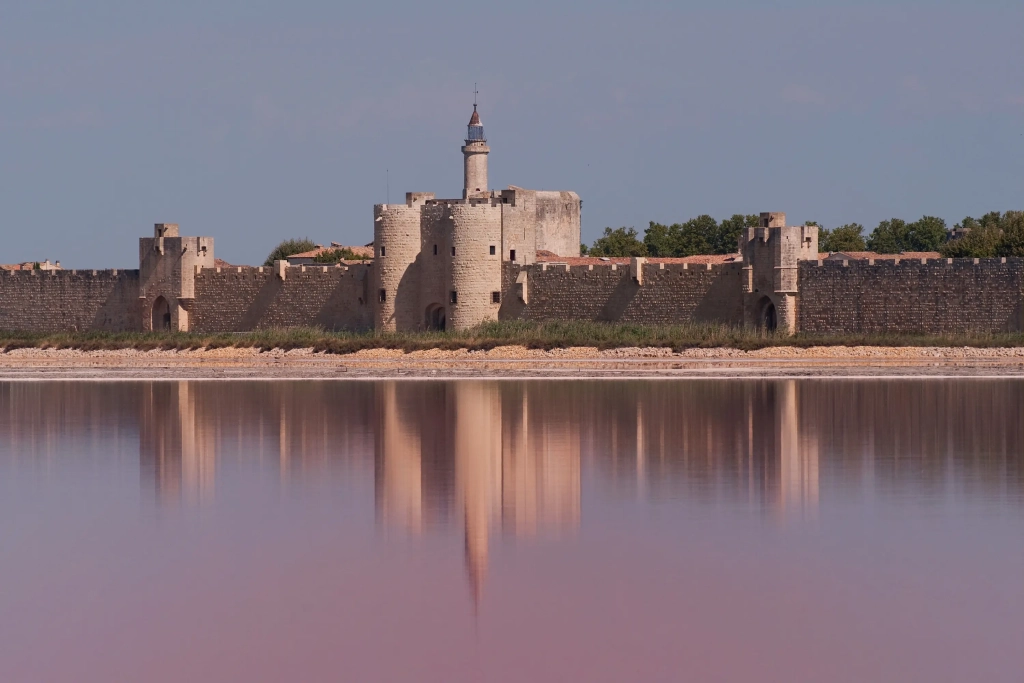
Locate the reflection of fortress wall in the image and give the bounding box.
[138,382,216,504]
[500,385,581,536]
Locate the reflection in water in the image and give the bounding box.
[3,380,1019,513]
[1,379,1023,681]
[375,382,582,607]
[3,379,1021,512]
[139,382,217,505]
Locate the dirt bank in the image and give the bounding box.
[2,345,1024,379]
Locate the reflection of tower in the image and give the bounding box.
[373,381,582,613]
[375,382,425,533]
[138,381,216,505]
[774,380,819,519]
[454,382,502,609]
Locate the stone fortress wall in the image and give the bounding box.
[189,263,372,333]
[2,106,1022,338]
[0,269,140,332]
[3,218,1022,337]
[500,260,745,326]
[799,258,1024,334]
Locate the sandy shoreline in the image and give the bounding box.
[2,345,1024,379]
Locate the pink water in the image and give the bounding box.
[0,380,1021,682]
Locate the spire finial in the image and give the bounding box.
[473,83,478,110]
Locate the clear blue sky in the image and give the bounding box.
[1,0,1021,267]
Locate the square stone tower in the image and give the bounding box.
[740,212,818,334]
[139,223,215,331]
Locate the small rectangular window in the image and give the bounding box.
[449,291,458,305]
[380,246,386,257]
[433,244,438,255]
[491,291,501,304]
[451,246,456,256]
[510,249,516,262]
[489,245,496,256]
[379,289,386,303]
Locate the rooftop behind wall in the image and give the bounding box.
[798,257,1024,334]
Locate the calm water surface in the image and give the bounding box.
[0,380,1022,682]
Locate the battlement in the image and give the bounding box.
[807,256,1020,268]
[1,268,139,280]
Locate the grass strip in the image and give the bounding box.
[2,321,1023,354]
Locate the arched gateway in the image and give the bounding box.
[152,296,171,331]
[758,296,778,332]
[425,304,446,331]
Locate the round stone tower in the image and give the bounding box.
[373,202,422,332]
[447,202,502,330]
[462,105,489,199]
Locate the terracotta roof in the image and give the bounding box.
[538,252,740,266]
[824,251,941,261]
[0,260,62,271]
[214,258,233,268]
[469,107,481,126]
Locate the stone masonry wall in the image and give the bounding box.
[448,203,502,330]
[500,262,743,325]
[0,269,141,332]
[190,265,372,332]
[532,190,581,257]
[373,203,421,332]
[798,258,1024,333]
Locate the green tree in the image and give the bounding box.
[264,238,317,267]
[866,218,910,254]
[715,214,759,254]
[818,223,867,252]
[940,216,1001,258]
[588,227,648,257]
[905,215,947,251]
[643,222,673,256]
[996,211,1024,257]
[671,214,717,257]
[580,243,589,256]
[312,247,371,263]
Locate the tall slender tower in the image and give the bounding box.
[462,103,489,199]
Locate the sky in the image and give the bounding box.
[1,0,1021,268]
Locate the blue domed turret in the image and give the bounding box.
[466,105,485,142]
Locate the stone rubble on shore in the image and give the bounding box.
[3,344,1024,363]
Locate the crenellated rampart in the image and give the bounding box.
[190,264,372,332]
[798,257,1024,334]
[0,269,140,332]
[500,261,744,325]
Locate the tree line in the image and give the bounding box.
[581,211,1024,259]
